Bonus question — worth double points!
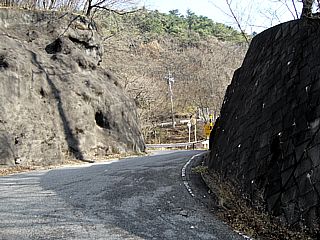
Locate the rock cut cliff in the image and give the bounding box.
[0,8,145,166]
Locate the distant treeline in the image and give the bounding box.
[0,0,248,43]
[103,9,249,44]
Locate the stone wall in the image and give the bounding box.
[207,19,320,230]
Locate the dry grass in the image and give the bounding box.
[0,165,38,176]
[0,159,82,176]
[202,170,314,240]
[0,152,145,176]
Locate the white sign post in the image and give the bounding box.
[187,121,191,143]
[190,117,197,142]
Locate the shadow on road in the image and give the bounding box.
[38,151,242,239]
[0,151,244,239]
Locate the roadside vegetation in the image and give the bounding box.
[0,0,248,143]
[96,9,248,143]
[202,169,315,239]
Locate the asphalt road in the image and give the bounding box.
[0,150,245,240]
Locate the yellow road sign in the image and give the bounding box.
[204,123,211,139]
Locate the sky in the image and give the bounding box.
[138,0,303,34]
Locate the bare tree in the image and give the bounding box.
[301,0,315,17]
[0,0,139,15]
[209,0,320,35]
[273,0,320,19]
[282,0,299,18]
[224,0,250,45]
[84,0,138,16]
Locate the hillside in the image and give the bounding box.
[96,9,248,143]
[0,5,247,167]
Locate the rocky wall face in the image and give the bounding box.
[208,19,320,230]
[0,8,145,166]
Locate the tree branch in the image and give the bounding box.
[91,5,140,15]
[291,0,299,18]
[224,0,250,45]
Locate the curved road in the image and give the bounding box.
[0,150,245,240]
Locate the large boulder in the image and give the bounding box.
[207,19,320,230]
[0,8,145,166]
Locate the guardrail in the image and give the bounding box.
[146,140,208,150]
[143,118,205,128]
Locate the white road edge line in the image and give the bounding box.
[183,181,195,197]
[181,153,202,197]
[181,152,254,240]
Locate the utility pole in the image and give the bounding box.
[165,71,175,128]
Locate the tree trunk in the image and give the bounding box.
[86,0,93,16]
[301,0,314,18]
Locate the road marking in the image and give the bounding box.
[183,181,195,197]
[182,152,254,240]
[235,231,253,239]
[181,153,203,197]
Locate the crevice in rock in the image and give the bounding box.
[45,38,62,54]
[81,92,91,102]
[40,87,45,97]
[51,54,58,61]
[0,55,9,69]
[26,30,38,42]
[95,111,111,129]
[76,57,87,69]
[68,36,97,50]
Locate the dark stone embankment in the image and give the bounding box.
[207,19,320,231]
